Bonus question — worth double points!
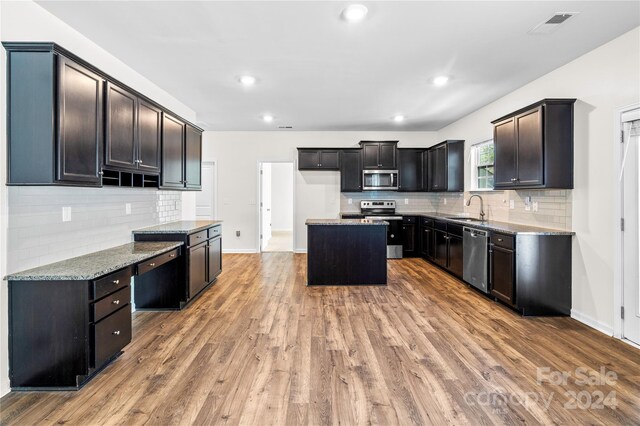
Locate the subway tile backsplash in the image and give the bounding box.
[340,189,572,230]
[6,187,182,274]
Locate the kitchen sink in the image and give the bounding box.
[445,217,486,223]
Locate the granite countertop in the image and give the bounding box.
[339,211,574,235]
[132,220,223,235]
[5,241,184,281]
[306,219,388,226]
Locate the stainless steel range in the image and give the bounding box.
[360,200,403,259]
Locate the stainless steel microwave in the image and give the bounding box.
[362,170,398,191]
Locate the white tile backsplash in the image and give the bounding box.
[6,187,182,274]
[340,189,572,230]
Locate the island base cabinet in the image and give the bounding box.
[490,245,515,305]
[208,236,222,282]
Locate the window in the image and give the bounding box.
[471,140,494,190]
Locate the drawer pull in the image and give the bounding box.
[497,238,503,242]
[149,262,155,267]
[113,279,120,284]
[113,330,120,335]
[170,254,175,258]
[112,300,120,305]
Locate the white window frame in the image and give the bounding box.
[470,139,494,191]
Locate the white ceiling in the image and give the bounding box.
[37,1,640,131]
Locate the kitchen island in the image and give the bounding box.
[306,219,387,285]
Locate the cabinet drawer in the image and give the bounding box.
[491,233,515,250]
[433,220,447,231]
[91,267,132,300]
[421,217,434,227]
[402,216,417,224]
[447,223,463,237]
[208,225,221,239]
[91,304,132,368]
[188,230,208,246]
[91,286,130,323]
[136,248,180,275]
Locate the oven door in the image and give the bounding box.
[364,215,403,259]
[362,170,398,191]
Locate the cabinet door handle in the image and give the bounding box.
[170,254,175,258]
[112,300,120,305]
[113,330,120,335]
[113,279,119,284]
[497,238,503,242]
[148,262,155,267]
[99,171,104,176]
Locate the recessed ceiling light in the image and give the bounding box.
[239,75,257,86]
[393,115,405,123]
[262,114,274,123]
[342,4,368,22]
[433,76,449,87]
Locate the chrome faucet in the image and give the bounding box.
[466,194,485,222]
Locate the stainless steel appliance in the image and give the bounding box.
[361,200,403,258]
[362,170,398,191]
[463,227,489,293]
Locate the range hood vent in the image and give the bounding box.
[528,12,578,35]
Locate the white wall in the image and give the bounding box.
[437,27,640,334]
[201,132,440,252]
[0,1,197,398]
[270,163,294,231]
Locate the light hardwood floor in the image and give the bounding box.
[263,231,293,252]
[1,253,639,425]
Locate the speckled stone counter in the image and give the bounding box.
[306,219,388,226]
[132,220,222,235]
[5,241,183,281]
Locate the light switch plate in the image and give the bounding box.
[62,206,72,222]
[509,200,515,209]
[348,198,352,205]
[533,201,539,212]
[443,198,447,205]
[525,204,531,211]
[404,198,409,205]
[125,203,131,215]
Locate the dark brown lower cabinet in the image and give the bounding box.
[208,236,222,282]
[189,242,208,298]
[447,234,463,278]
[420,226,434,260]
[490,245,515,305]
[434,229,448,268]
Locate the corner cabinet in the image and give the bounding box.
[6,45,103,186]
[427,140,464,192]
[492,99,575,189]
[297,149,340,170]
[340,149,363,192]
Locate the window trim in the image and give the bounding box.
[470,139,494,191]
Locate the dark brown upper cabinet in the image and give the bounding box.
[340,149,362,192]
[427,140,464,192]
[136,99,162,173]
[360,141,397,169]
[5,44,103,186]
[185,124,203,189]
[492,99,575,189]
[4,42,202,188]
[297,149,340,170]
[105,82,137,170]
[105,83,162,174]
[161,114,185,189]
[397,148,426,192]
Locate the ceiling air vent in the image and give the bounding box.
[278,126,293,129]
[528,12,578,35]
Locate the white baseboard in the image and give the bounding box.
[571,309,614,336]
[222,249,258,254]
[271,228,293,233]
[294,248,307,254]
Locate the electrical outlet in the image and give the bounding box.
[404,198,409,205]
[443,198,447,205]
[236,230,241,237]
[533,201,539,212]
[524,196,532,211]
[348,198,352,205]
[125,203,131,215]
[62,206,72,222]
[509,200,515,209]
[175,200,180,210]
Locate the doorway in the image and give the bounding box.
[621,107,640,345]
[259,162,294,252]
[196,161,216,220]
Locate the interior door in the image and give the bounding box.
[622,115,640,345]
[260,164,272,250]
[196,162,216,219]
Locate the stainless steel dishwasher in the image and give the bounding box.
[463,227,489,293]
